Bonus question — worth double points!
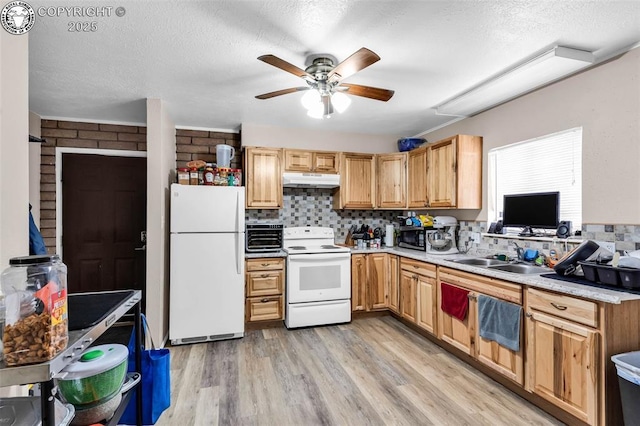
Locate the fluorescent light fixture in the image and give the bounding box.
[435,46,594,117]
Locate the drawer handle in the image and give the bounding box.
[261,274,269,278]
[261,298,269,303]
[525,312,532,318]
[261,263,270,267]
[413,265,419,269]
[550,302,568,311]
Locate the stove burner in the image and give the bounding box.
[288,246,306,250]
[321,245,339,249]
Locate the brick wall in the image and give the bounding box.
[39,120,147,253]
[38,121,241,254]
[175,129,242,169]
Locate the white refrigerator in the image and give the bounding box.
[169,183,245,345]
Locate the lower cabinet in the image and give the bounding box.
[245,257,285,322]
[388,255,400,314]
[525,288,598,425]
[399,258,436,333]
[437,268,524,385]
[351,253,389,312]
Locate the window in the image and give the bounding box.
[488,128,582,232]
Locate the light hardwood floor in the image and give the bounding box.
[157,316,563,426]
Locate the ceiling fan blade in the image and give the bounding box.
[258,55,314,80]
[327,48,380,80]
[339,83,394,101]
[255,87,309,100]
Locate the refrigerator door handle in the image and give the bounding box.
[236,191,241,233]
[236,233,242,275]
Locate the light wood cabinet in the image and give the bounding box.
[399,270,417,323]
[427,134,482,209]
[284,149,339,174]
[525,288,598,424]
[244,147,283,209]
[437,268,524,385]
[351,253,388,312]
[400,258,437,334]
[388,255,400,314]
[407,146,428,209]
[245,257,285,322]
[333,153,376,209]
[377,153,406,208]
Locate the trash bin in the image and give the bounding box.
[612,351,640,425]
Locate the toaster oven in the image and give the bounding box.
[245,224,284,252]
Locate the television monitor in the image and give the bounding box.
[502,192,560,237]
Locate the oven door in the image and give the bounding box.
[287,253,351,303]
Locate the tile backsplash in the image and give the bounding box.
[246,188,640,255]
[246,188,396,241]
[458,221,640,258]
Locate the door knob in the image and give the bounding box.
[134,245,146,251]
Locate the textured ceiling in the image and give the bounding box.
[28,0,640,137]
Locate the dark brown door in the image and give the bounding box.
[62,154,147,296]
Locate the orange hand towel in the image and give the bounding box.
[440,282,469,321]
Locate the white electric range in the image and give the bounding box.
[283,227,351,328]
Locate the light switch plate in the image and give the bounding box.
[471,232,481,243]
[595,240,616,254]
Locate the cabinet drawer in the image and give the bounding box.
[400,258,436,278]
[246,296,283,322]
[527,288,598,328]
[246,270,283,297]
[246,258,285,272]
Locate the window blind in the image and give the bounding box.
[488,128,582,230]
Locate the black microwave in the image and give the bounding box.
[398,227,427,251]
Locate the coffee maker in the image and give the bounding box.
[426,216,459,255]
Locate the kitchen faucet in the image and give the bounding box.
[510,241,524,261]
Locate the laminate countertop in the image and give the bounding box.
[351,247,640,304]
[245,250,287,259]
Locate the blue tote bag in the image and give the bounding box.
[120,314,171,425]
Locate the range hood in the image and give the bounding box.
[282,172,340,188]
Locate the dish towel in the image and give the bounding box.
[440,282,470,321]
[478,294,522,352]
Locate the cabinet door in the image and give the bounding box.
[313,152,339,174]
[407,147,428,208]
[416,274,436,334]
[475,304,524,385]
[388,255,400,314]
[400,270,417,323]
[340,154,376,209]
[427,138,456,208]
[367,253,388,310]
[377,153,406,208]
[351,254,367,312]
[245,147,283,209]
[284,149,313,172]
[437,282,473,355]
[526,311,598,425]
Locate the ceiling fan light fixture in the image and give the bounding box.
[306,103,324,119]
[301,89,321,110]
[331,92,351,113]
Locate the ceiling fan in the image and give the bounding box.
[255,47,394,118]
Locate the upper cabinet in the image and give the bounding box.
[244,147,283,209]
[284,149,339,174]
[427,134,482,209]
[333,153,376,209]
[377,153,407,209]
[407,146,428,209]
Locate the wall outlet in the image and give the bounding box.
[471,232,481,244]
[595,240,616,253]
